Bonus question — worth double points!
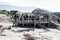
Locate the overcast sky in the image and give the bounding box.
[0,0,60,12]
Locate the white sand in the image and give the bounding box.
[0,27,60,40]
[0,22,13,28]
[0,22,60,40]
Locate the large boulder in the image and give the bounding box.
[32,8,51,19]
[32,8,50,14]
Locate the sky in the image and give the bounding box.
[0,0,60,12]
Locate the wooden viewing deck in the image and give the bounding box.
[13,13,49,28]
[13,13,60,30]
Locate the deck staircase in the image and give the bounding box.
[50,13,60,29]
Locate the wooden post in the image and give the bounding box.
[29,14,31,27]
[38,15,41,28]
[27,14,28,28]
[22,14,24,27]
[33,17,36,31]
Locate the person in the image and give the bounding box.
[13,13,19,26]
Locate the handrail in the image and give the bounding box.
[52,14,60,19]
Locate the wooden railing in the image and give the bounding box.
[50,13,60,23]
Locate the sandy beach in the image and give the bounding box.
[0,27,60,40]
